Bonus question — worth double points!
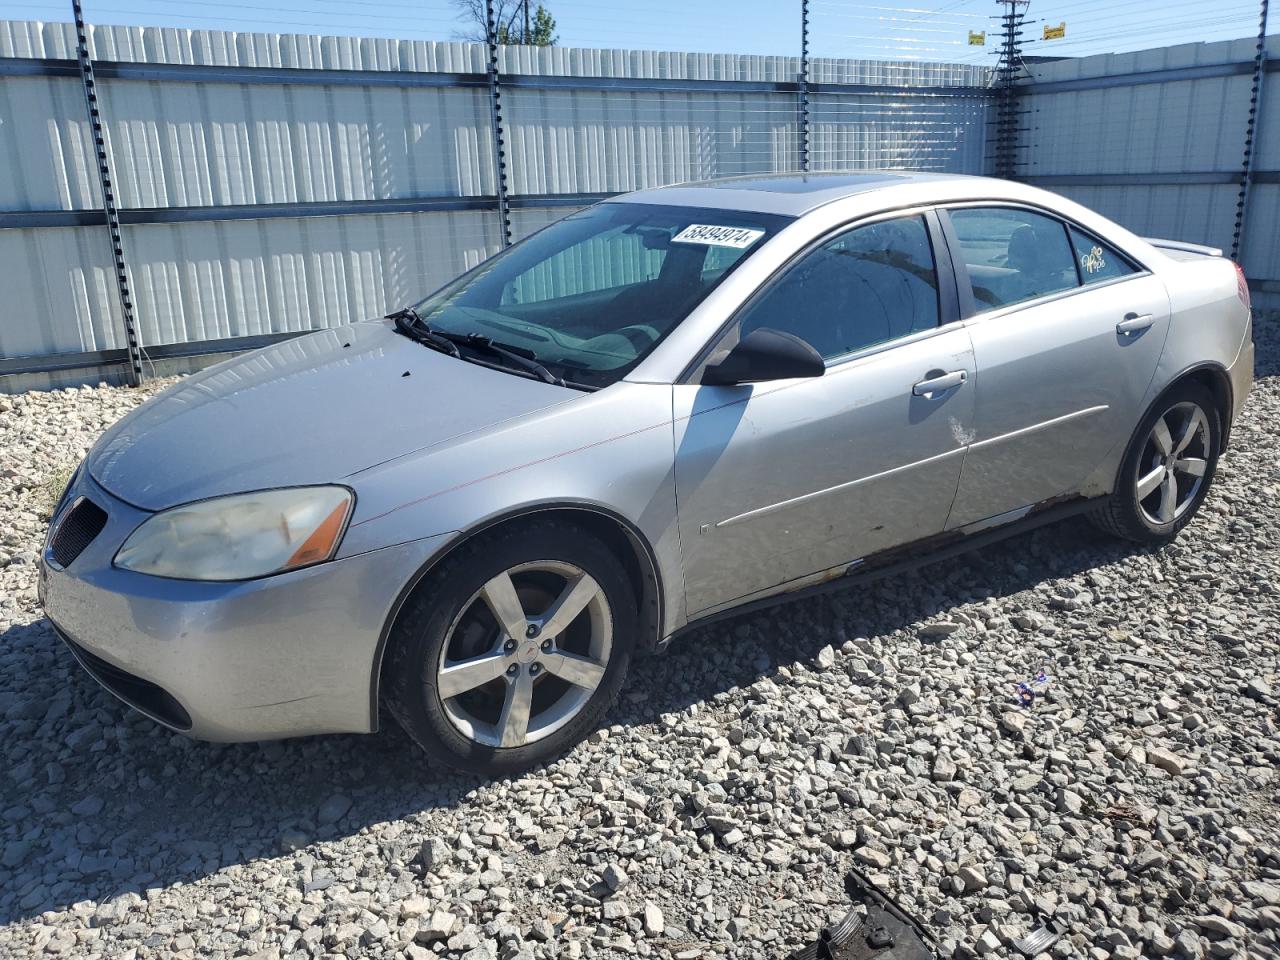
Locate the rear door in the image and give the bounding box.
[673,211,976,616]
[942,205,1171,528]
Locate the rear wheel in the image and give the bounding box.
[383,520,636,775]
[1090,382,1221,544]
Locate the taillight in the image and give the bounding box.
[1233,262,1251,309]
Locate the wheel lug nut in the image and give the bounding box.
[506,664,518,676]
[503,639,516,653]
[529,663,541,676]
[540,639,552,652]
[526,624,540,639]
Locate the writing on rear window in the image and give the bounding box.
[672,224,765,248]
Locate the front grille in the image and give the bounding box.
[49,498,108,568]
[56,628,193,731]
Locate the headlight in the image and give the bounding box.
[115,486,354,581]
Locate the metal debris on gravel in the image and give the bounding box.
[1,318,1279,960]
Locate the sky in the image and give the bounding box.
[5,0,1272,64]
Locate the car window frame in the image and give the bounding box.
[1066,223,1142,287]
[938,201,1152,324]
[680,206,962,385]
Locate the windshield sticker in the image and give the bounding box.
[672,224,766,249]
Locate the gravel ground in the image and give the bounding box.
[1,318,1278,960]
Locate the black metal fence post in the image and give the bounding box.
[485,0,513,248]
[1232,0,1270,262]
[800,0,811,173]
[993,0,1027,180]
[72,0,144,385]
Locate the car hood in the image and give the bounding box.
[87,321,577,511]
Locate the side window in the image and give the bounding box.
[1069,227,1137,284]
[735,215,940,361]
[949,207,1079,311]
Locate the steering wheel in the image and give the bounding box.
[613,324,662,351]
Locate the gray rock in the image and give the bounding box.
[643,902,665,937]
[1192,916,1246,939]
[2,840,33,868]
[1009,773,1041,793]
[920,621,962,637]
[527,918,555,942]
[69,795,104,816]
[1147,747,1189,777]
[853,845,892,869]
[933,754,958,782]
[1173,929,1204,959]
[602,862,630,892]
[317,792,352,825]
[602,899,630,921]
[420,836,452,872]
[1243,881,1280,905]
[958,865,988,894]
[418,909,457,942]
[447,925,481,952]
[400,895,431,919]
[1246,677,1273,700]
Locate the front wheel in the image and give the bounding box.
[383,519,637,775]
[1089,382,1221,544]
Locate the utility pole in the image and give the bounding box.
[992,0,1028,180]
[523,0,531,44]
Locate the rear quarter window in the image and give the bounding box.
[1068,227,1138,284]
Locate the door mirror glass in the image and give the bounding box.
[702,328,826,385]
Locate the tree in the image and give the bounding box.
[451,0,558,46]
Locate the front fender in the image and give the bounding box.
[336,382,686,635]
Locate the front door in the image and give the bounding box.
[943,206,1171,527]
[673,213,977,617]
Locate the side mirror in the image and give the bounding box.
[702,327,826,386]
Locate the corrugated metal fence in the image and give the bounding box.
[1016,35,1280,306]
[0,19,991,390]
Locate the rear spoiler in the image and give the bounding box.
[1143,237,1224,257]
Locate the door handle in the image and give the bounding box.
[1116,312,1155,336]
[912,370,967,396]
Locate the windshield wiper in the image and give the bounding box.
[387,307,563,386]
[387,307,460,358]
[441,332,560,385]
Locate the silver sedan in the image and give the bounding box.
[40,173,1254,773]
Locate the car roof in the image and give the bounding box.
[606,171,996,217]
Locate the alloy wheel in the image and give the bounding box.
[435,560,613,748]
[1135,400,1210,526]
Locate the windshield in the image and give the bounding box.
[411,202,791,387]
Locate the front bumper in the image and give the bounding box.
[39,473,452,741]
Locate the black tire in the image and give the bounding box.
[1089,381,1222,544]
[383,518,637,775]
